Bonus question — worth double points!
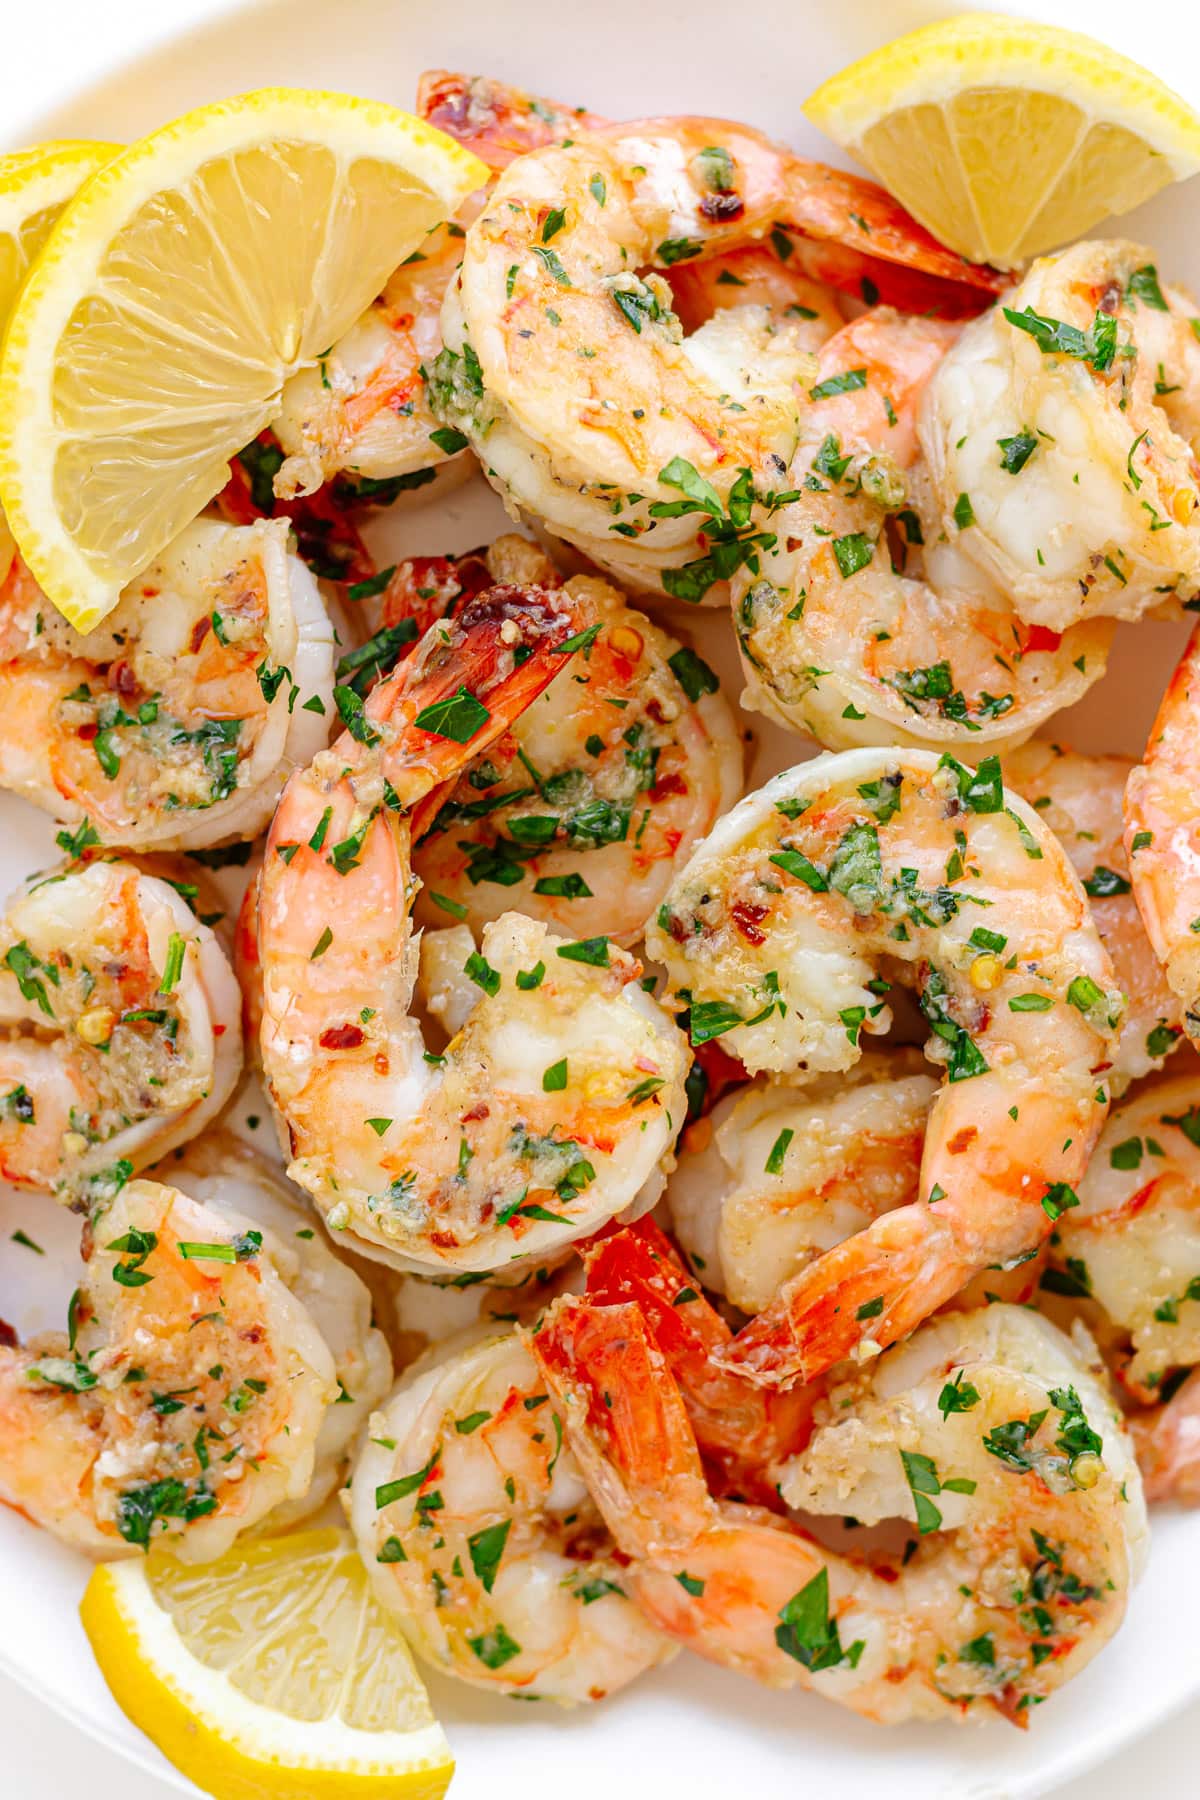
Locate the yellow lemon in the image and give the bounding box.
[0,90,486,629]
[80,1528,454,1800]
[805,14,1200,267]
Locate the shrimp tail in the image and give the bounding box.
[719,1205,966,1387]
[527,1296,712,1559]
[417,69,607,170]
[358,582,579,808]
[581,1218,811,1487]
[782,162,1007,297]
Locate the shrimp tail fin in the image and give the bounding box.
[416,70,608,171]
[526,1296,712,1559]
[582,1219,810,1487]
[720,1204,964,1387]
[368,583,580,809]
[783,163,1007,298]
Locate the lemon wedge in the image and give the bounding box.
[80,1528,454,1800]
[804,13,1200,268]
[0,140,118,341]
[0,90,486,630]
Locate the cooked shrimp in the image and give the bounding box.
[420,73,995,340]
[0,1173,336,1559]
[408,537,743,943]
[928,242,1200,630]
[1125,622,1200,1042]
[734,311,1113,752]
[668,1050,937,1314]
[646,746,1120,1382]
[439,119,1000,604]
[0,517,335,851]
[0,856,241,1202]
[1003,739,1183,1088]
[350,1326,675,1701]
[159,1131,392,1524]
[580,1216,812,1504]
[1044,1070,1200,1397]
[270,74,604,505]
[271,222,475,503]
[531,1296,1146,1723]
[1130,1367,1200,1504]
[257,585,690,1278]
[422,70,1003,318]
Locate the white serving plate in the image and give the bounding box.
[2,1,1200,1795]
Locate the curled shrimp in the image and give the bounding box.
[270,73,597,505]
[1003,739,1183,1088]
[350,1325,675,1701]
[530,1295,1146,1724]
[0,518,336,851]
[645,746,1120,1383]
[404,537,742,944]
[734,310,1113,752]
[1124,622,1200,1042]
[421,71,997,329]
[0,856,241,1202]
[159,1131,392,1523]
[928,241,1200,630]
[257,585,690,1278]
[0,1173,337,1559]
[271,223,477,504]
[438,119,1001,605]
[668,1049,937,1315]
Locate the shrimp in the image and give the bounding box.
[668,1050,937,1314]
[530,1296,1147,1723]
[420,73,997,331]
[1003,740,1183,1088]
[271,223,476,504]
[0,1173,336,1559]
[1129,1368,1200,1505]
[926,241,1200,630]
[0,856,241,1202]
[734,310,1114,752]
[579,1216,812,1504]
[158,1131,392,1524]
[1043,1069,1200,1396]
[269,74,603,505]
[256,585,690,1278]
[350,1325,675,1701]
[407,536,743,944]
[437,119,1002,605]
[0,517,335,852]
[645,746,1120,1383]
[1124,622,1200,1042]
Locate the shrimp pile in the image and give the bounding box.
[11,60,1200,1754]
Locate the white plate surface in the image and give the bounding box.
[3,1,1200,1795]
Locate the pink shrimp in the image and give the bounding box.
[255,584,690,1278]
[1125,622,1200,1043]
[528,1294,1145,1724]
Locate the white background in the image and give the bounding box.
[2,0,1199,1795]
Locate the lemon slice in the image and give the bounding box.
[80,1528,454,1800]
[0,90,486,631]
[804,14,1200,268]
[0,140,118,341]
